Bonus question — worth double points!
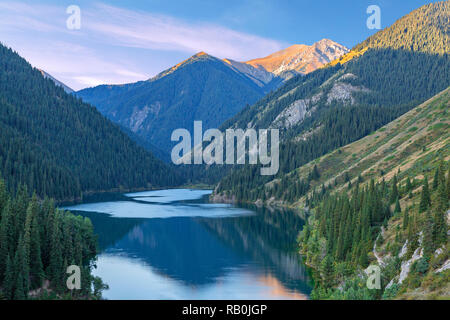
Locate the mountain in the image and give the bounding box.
[245,39,349,76]
[215,2,450,202]
[297,87,449,300]
[38,69,74,93]
[76,40,348,157]
[0,43,182,201]
[355,1,449,55]
[330,1,449,67]
[76,52,276,155]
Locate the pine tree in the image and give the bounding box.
[49,215,63,292]
[3,254,14,300]
[394,198,401,213]
[22,204,33,290]
[312,165,320,180]
[423,211,434,260]
[419,177,431,213]
[390,176,398,204]
[30,214,44,288]
[434,177,448,246]
[403,207,409,230]
[433,168,440,190]
[407,213,418,258]
[406,177,413,192]
[321,255,334,288]
[13,236,27,300]
[0,178,7,217]
[0,200,12,279]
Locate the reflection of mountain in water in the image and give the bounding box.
[107,217,249,285]
[198,205,311,294]
[72,210,145,250]
[78,203,311,295]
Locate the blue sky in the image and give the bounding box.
[0,0,442,90]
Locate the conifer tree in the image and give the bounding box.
[13,236,28,300]
[434,177,448,245]
[394,198,401,213]
[407,213,419,258]
[390,176,399,204]
[3,254,14,299]
[30,214,44,288]
[433,168,440,190]
[406,177,413,193]
[419,177,431,212]
[403,207,409,230]
[0,200,12,279]
[49,215,63,292]
[321,255,334,288]
[423,211,434,260]
[0,178,7,217]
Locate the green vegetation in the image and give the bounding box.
[298,160,449,300]
[354,1,449,55]
[0,43,182,201]
[77,53,271,155]
[216,50,449,201]
[289,88,450,300]
[0,177,105,299]
[214,2,450,203]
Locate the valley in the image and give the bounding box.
[0,0,448,301]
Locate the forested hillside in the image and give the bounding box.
[354,1,449,55]
[0,43,182,201]
[76,52,274,155]
[0,178,106,299]
[214,2,450,202]
[297,89,449,299]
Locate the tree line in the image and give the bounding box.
[0,176,106,299]
[298,161,449,299]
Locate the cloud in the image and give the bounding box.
[0,1,286,89]
[85,3,285,61]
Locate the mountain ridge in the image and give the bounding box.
[76,38,348,158]
[214,1,450,203]
[0,42,181,200]
[246,39,349,75]
[296,87,449,300]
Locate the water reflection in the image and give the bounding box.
[66,189,312,299]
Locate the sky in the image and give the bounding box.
[0,0,442,91]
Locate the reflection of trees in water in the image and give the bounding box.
[75,204,312,295]
[108,217,246,285]
[198,205,312,294]
[73,211,145,251]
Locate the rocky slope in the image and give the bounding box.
[214,2,450,202]
[296,87,449,300]
[246,39,349,76]
[76,39,348,158]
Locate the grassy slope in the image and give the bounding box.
[293,87,449,299]
[285,87,449,206]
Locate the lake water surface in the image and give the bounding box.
[63,189,312,300]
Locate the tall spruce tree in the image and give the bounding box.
[403,207,409,230]
[423,211,435,260]
[419,177,431,213]
[390,176,399,204]
[434,176,448,245]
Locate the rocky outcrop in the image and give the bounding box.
[209,192,237,204]
[436,259,450,273]
[271,93,322,129]
[326,82,369,105]
[399,246,423,284]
